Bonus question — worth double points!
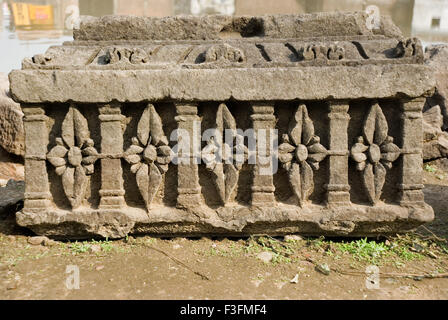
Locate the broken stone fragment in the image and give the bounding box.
[422,105,448,160]
[256,251,273,263]
[425,44,448,129]
[315,263,331,275]
[0,73,24,156]
[284,235,303,242]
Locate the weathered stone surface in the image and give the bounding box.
[9,13,434,239]
[0,73,24,156]
[422,105,448,160]
[0,179,24,215]
[73,12,397,41]
[9,66,435,103]
[425,44,448,129]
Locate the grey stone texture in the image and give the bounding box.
[422,105,448,160]
[0,73,24,156]
[9,13,434,239]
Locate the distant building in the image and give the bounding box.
[412,0,448,42]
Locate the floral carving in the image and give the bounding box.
[278,104,328,206]
[350,102,401,204]
[201,103,247,205]
[47,106,99,209]
[124,104,172,211]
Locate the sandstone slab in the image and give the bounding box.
[9,13,434,239]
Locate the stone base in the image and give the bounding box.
[16,203,434,239]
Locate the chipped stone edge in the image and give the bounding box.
[15,203,434,239]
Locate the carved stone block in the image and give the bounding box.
[9,12,435,238]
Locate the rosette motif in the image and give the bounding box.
[124,104,172,211]
[350,102,401,204]
[47,106,99,209]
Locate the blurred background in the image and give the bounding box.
[1,0,448,73]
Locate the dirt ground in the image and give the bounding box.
[0,163,447,300]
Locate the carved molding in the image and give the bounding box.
[278,104,328,206]
[350,102,400,204]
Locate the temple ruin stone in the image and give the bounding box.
[8,12,435,239]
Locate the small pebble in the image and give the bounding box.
[256,251,273,263]
[290,274,299,284]
[27,236,49,246]
[89,244,102,253]
[284,235,303,242]
[315,263,331,275]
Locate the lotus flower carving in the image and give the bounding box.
[350,102,401,204]
[278,104,328,206]
[47,106,99,209]
[124,104,172,211]
[201,103,247,205]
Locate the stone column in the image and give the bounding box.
[250,103,276,206]
[99,103,125,209]
[326,101,351,205]
[175,103,202,208]
[399,98,425,205]
[22,105,51,210]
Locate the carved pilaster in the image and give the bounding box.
[175,103,202,208]
[399,98,425,205]
[326,101,351,205]
[22,105,51,210]
[250,103,276,206]
[99,104,125,208]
